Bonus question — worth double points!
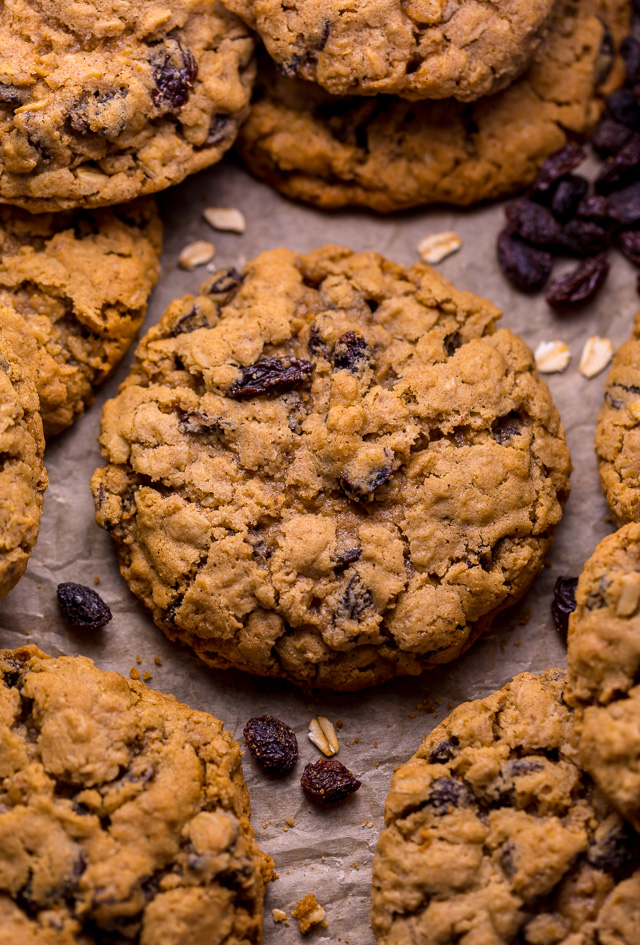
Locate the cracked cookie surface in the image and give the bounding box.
[0,201,162,437]
[372,669,640,945]
[91,246,571,691]
[0,303,47,599]
[0,0,255,211]
[0,644,272,944]
[237,0,628,213]
[221,0,556,101]
[566,524,640,834]
[595,313,640,526]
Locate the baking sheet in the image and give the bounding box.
[1,152,637,942]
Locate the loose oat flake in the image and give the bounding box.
[272,908,287,923]
[418,231,462,264]
[203,207,246,233]
[308,716,339,756]
[178,240,216,270]
[534,340,571,374]
[579,336,613,378]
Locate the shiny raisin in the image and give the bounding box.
[618,230,640,266]
[588,820,640,874]
[607,88,640,131]
[333,331,370,372]
[151,39,197,114]
[558,220,610,257]
[243,716,298,775]
[607,181,640,225]
[228,357,314,399]
[57,583,112,631]
[622,36,640,83]
[546,254,610,307]
[301,758,361,804]
[497,229,552,293]
[530,145,586,199]
[505,199,560,245]
[201,267,244,300]
[592,120,634,157]
[577,194,610,223]
[551,576,579,642]
[551,175,589,222]
[595,134,640,193]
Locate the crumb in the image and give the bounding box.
[142,671,152,681]
[335,719,344,730]
[272,908,288,924]
[448,702,454,710]
[409,712,417,719]
[286,818,294,827]
[154,656,162,666]
[375,762,379,768]
[135,656,141,664]
[501,639,508,650]
[351,862,359,870]
[292,894,326,934]
[94,576,100,585]
[514,641,522,648]
[544,559,553,568]
[373,741,378,747]
[605,515,612,524]
[518,608,532,626]
[37,583,42,589]
[352,737,360,744]
[130,667,140,680]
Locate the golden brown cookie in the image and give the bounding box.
[91,246,571,691]
[0,0,255,211]
[237,0,628,212]
[0,301,47,599]
[0,645,272,944]
[372,670,640,945]
[0,200,161,436]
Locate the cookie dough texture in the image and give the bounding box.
[372,669,640,945]
[238,0,628,213]
[0,0,255,212]
[91,246,571,691]
[222,0,556,101]
[566,524,640,833]
[0,645,272,944]
[0,200,162,436]
[0,304,47,599]
[596,314,640,526]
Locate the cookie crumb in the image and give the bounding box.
[292,894,326,934]
[142,671,152,681]
[136,656,141,664]
[579,335,613,379]
[130,667,140,680]
[272,908,288,924]
[203,207,246,233]
[154,656,162,666]
[178,240,216,270]
[418,231,462,264]
[94,576,100,585]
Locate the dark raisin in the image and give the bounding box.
[551,576,579,641]
[595,134,640,193]
[530,145,586,200]
[596,21,615,85]
[243,716,298,775]
[497,229,552,293]
[622,36,640,83]
[308,325,329,358]
[332,331,370,372]
[546,254,610,307]
[335,546,362,569]
[505,199,560,245]
[151,39,197,114]
[337,573,374,621]
[201,267,244,300]
[0,84,27,108]
[500,842,516,878]
[492,412,522,444]
[428,736,460,764]
[618,230,640,266]
[57,583,112,631]
[505,758,544,776]
[205,114,234,147]
[607,181,640,225]
[340,449,393,499]
[227,357,314,399]
[607,88,640,131]
[178,412,221,436]
[171,304,213,335]
[301,758,361,804]
[577,194,610,223]
[279,54,305,78]
[588,820,640,874]
[551,175,589,222]
[557,220,610,257]
[427,777,473,812]
[592,120,634,157]
[444,331,462,356]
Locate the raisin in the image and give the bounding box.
[227,357,314,399]
[607,181,640,225]
[607,88,640,131]
[243,716,298,775]
[505,199,560,245]
[0,84,27,108]
[588,820,640,875]
[205,114,234,147]
[492,413,522,444]
[337,573,374,621]
[505,758,544,776]
[618,230,640,266]
[596,22,615,85]
[171,303,214,335]
[595,134,640,193]
[530,145,586,200]
[301,758,361,804]
[151,39,197,114]
[551,576,578,641]
[622,36,640,83]
[577,194,610,223]
[335,546,362,570]
[592,120,634,157]
[500,842,516,878]
[428,736,460,764]
[333,331,370,372]
[178,412,221,436]
[444,331,463,356]
[546,254,610,307]
[57,583,112,631]
[427,777,473,812]
[558,220,610,257]
[308,325,328,358]
[551,175,589,222]
[497,229,552,293]
[340,450,393,498]
[201,267,244,300]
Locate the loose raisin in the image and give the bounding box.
[497,229,552,293]
[622,35,640,83]
[301,758,361,804]
[551,175,589,222]
[558,220,610,257]
[546,254,610,307]
[151,39,197,114]
[577,194,610,223]
[607,180,640,225]
[592,120,634,157]
[551,576,578,641]
[505,199,560,245]
[618,230,640,266]
[333,331,370,372]
[57,583,112,631]
[595,134,640,193]
[228,357,314,399]
[530,145,586,199]
[607,88,640,131]
[243,716,298,775]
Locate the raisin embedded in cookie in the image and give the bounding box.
[566,524,640,833]
[0,0,255,212]
[0,200,161,436]
[596,313,640,526]
[0,645,272,943]
[222,0,557,101]
[91,246,571,691]
[372,670,640,945]
[0,303,47,599]
[237,0,628,213]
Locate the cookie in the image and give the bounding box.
[0,303,47,599]
[371,669,640,945]
[595,314,640,526]
[91,246,571,691]
[566,524,640,833]
[0,200,161,436]
[0,0,255,212]
[237,0,628,213]
[0,644,272,944]
[222,0,557,101]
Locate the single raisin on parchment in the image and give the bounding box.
[57,583,112,631]
[505,199,560,246]
[618,230,640,266]
[228,357,314,399]
[546,254,610,307]
[301,758,361,803]
[551,175,589,222]
[243,716,298,775]
[551,576,579,642]
[497,229,552,293]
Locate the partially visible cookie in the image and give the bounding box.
[0,0,255,212]
[222,0,557,101]
[0,200,161,436]
[91,245,570,691]
[0,303,47,599]
[238,0,627,212]
[566,524,640,832]
[596,314,640,526]
[372,669,640,945]
[0,644,272,943]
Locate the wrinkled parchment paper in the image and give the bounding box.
[0,154,637,943]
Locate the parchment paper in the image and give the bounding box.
[1,153,637,943]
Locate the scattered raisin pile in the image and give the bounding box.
[497,36,640,306]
